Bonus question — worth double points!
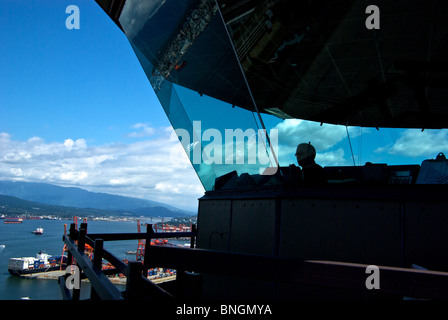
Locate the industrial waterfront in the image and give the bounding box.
[0,217,180,300]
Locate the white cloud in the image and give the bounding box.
[119,0,166,38]
[0,132,11,139]
[375,129,448,158]
[128,123,157,138]
[64,139,75,148]
[272,119,349,166]
[274,119,348,151]
[0,129,204,212]
[60,171,88,182]
[64,138,87,150]
[317,148,347,166]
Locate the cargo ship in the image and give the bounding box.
[4,217,23,224]
[8,251,65,276]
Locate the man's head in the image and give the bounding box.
[295,143,316,167]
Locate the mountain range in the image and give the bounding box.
[0,180,195,218]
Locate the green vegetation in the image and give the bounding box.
[0,194,142,219]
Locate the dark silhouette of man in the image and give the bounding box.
[295,143,326,185]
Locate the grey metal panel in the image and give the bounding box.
[196,186,448,299]
[229,199,276,255]
[198,198,277,299]
[404,201,448,272]
[279,198,402,266]
[197,200,232,251]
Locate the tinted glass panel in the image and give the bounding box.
[119,0,278,191]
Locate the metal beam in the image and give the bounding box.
[85,236,127,274]
[63,235,124,300]
[122,261,174,300]
[58,276,72,300]
[67,234,173,300]
[146,246,448,300]
[87,232,196,241]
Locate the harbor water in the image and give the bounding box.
[0,217,169,300]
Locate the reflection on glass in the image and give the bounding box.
[116,0,448,190]
[119,0,277,191]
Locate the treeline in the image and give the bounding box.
[0,194,131,218]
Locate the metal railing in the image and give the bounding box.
[59,222,197,300]
[60,222,448,300]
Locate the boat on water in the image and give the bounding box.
[31,227,44,235]
[8,251,66,277]
[4,218,23,224]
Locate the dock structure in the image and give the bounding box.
[20,270,66,280]
[22,269,176,286]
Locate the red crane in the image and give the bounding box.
[136,219,145,261]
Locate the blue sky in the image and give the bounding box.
[1,0,165,145]
[0,0,205,211]
[1,1,447,212]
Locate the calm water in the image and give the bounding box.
[0,217,168,300]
